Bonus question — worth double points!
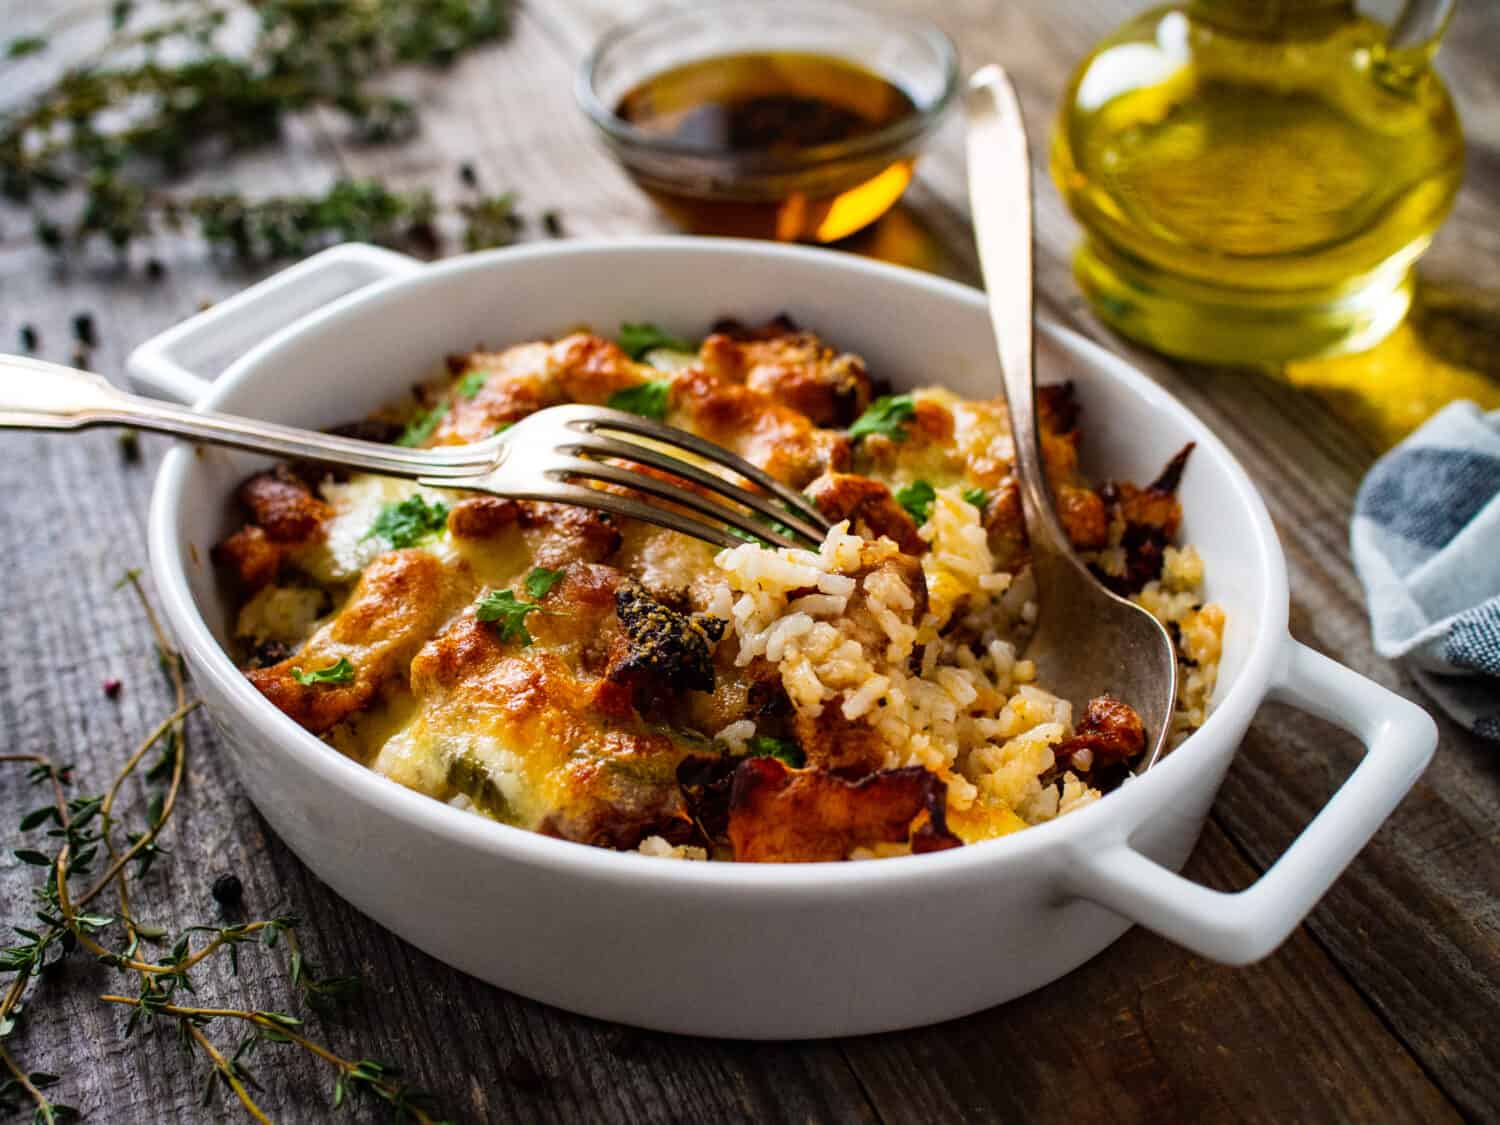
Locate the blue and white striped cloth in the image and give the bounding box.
[1352,401,1500,739]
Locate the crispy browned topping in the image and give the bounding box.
[727,758,961,862]
[211,524,285,591]
[1054,695,1146,773]
[238,464,330,544]
[805,471,924,555]
[609,583,726,696]
[249,550,466,733]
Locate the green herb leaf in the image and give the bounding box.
[367,494,449,549]
[606,380,672,421]
[474,590,542,646]
[456,371,489,399]
[12,850,51,867]
[5,35,47,59]
[290,658,355,687]
[395,402,448,447]
[962,486,990,511]
[523,567,563,600]
[848,394,916,442]
[19,807,59,832]
[895,479,936,525]
[745,737,805,769]
[617,322,697,361]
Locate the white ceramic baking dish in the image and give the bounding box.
[131,239,1435,1039]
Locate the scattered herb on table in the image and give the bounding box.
[848,394,916,442]
[617,323,698,362]
[895,479,936,525]
[0,573,446,1123]
[607,380,673,421]
[3,1,523,264]
[367,494,450,549]
[290,657,356,687]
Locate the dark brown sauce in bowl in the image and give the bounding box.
[616,51,917,154]
[591,48,945,242]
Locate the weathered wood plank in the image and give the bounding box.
[1,0,1498,1122]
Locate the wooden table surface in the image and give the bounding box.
[3,2,1498,1122]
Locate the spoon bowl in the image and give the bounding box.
[965,64,1179,771]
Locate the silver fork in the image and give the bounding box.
[0,354,830,551]
[965,64,1180,772]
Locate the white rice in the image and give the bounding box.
[709,488,1225,834]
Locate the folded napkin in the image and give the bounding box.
[1352,401,1500,739]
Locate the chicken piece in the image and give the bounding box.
[446,496,522,539]
[727,758,961,862]
[519,502,623,568]
[804,472,924,555]
[670,365,851,487]
[247,550,469,733]
[1096,444,1194,595]
[213,525,285,591]
[697,324,871,427]
[238,464,330,544]
[1054,696,1146,773]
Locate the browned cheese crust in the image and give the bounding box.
[213,319,1171,861]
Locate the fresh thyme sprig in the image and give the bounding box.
[2,1,523,263]
[0,574,447,1123]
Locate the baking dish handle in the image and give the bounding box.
[126,243,423,404]
[1064,639,1436,964]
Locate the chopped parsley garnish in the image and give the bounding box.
[367,494,449,549]
[848,394,915,442]
[290,657,354,687]
[474,589,544,646]
[606,379,672,421]
[745,736,805,769]
[962,486,990,511]
[895,479,936,525]
[396,402,448,447]
[523,566,563,600]
[617,322,698,361]
[456,370,489,399]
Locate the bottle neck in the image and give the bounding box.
[1189,0,1357,37]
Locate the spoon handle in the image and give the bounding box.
[0,352,488,479]
[962,65,1074,565]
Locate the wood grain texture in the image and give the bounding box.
[1,1,1497,1122]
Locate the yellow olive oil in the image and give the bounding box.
[1051,1,1463,364]
[615,51,919,242]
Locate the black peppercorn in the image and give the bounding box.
[211,872,244,906]
[145,257,166,281]
[542,210,563,238]
[459,162,478,187]
[72,312,97,348]
[19,324,38,352]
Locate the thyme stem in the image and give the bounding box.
[185,1021,273,1125]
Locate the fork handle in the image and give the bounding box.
[0,353,489,480]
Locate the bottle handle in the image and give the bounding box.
[1388,0,1456,56]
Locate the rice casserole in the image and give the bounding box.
[214,318,1224,863]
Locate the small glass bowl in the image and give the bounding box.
[577,0,959,243]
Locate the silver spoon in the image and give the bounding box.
[965,64,1179,772]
